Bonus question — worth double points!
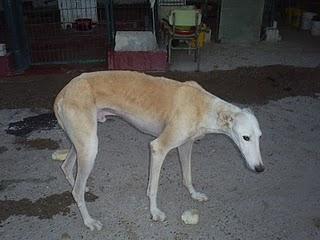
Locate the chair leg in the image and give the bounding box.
[194,38,198,62]
[168,39,172,64]
[196,47,200,72]
[194,38,200,72]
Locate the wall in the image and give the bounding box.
[218,0,265,43]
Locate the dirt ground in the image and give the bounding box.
[1,65,320,109]
[1,66,320,240]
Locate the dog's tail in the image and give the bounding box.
[53,94,66,131]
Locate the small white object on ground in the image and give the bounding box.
[52,149,69,161]
[181,209,199,225]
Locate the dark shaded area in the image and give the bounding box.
[6,113,57,137]
[14,137,59,150]
[0,65,319,110]
[0,191,98,223]
[155,65,320,105]
[0,146,8,154]
[0,176,56,191]
[313,217,320,229]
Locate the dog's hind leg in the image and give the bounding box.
[61,145,90,192]
[61,144,76,187]
[72,134,102,231]
[178,141,208,202]
[61,107,102,231]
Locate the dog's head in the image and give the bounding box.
[218,108,264,173]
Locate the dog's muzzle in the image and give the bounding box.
[254,164,265,173]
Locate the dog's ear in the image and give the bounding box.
[217,111,234,129]
[242,108,253,114]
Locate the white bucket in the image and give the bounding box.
[311,20,320,36]
[0,43,6,56]
[265,28,282,42]
[301,12,317,30]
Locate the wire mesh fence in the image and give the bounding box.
[2,0,157,65]
[22,0,108,64]
[159,0,186,6]
[112,1,153,32]
[0,6,9,49]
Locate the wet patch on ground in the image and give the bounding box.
[0,191,98,224]
[6,113,57,137]
[1,66,320,109]
[312,217,320,229]
[154,65,320,105]
[0,146,8,154]
[0,176,56,191]
[14,137,59,150]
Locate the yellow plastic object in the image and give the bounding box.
[285,8,302,28]
[191,31,206,48]
[198,31,205,47]
[52,149,69,161]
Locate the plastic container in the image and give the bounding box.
[301,12,317,30]
[0,43,6,56]
[285,8,302,28]
[311,20,320,36]
[198,31,206,47]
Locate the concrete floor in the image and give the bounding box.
[1,96,320,240]
[170,27,320,71]
[0,28,320,240]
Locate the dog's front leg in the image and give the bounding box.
[147,138,168,221]
[147,125,186,221]
[178,141,208,202]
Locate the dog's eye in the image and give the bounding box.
[243,136,250,141]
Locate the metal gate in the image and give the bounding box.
[22,0,108,64]
[106,0,155,50]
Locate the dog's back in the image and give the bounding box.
[54,71,210,132]
[84,71,182,117]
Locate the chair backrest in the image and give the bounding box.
[168,9,201,27]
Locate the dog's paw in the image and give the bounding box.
[191,192,208,202]
[151,208,166,222]
[84,218,103,231]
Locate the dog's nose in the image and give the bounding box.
[254,164,265,173]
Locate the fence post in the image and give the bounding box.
[3,0,30,72]
[106,0,115,50]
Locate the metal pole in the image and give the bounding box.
[3,0,30,71]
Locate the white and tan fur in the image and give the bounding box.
[54,71,264,230]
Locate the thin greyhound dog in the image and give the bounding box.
[54,71,264,231]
